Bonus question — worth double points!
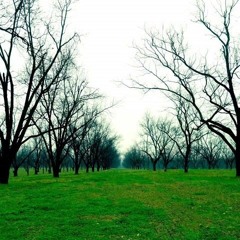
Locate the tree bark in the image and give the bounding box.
[34,166,39,175]
[53,167,60,178]
[183,155,189,173]
[74,165,80,175]
[13,168,18,177]
[0,147,16,184]
[184,146,191,173]
[152,161,157,171]
[97,162,101,171]
[235,143,240,177]
[52,160,60,177]
[0,159,12,184]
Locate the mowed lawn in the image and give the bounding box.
[0,169,240,240]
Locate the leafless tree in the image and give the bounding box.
[31,137,45,175]
[0,0,77,183]
[100,137,120,170]
[122,146,146,169]
[69,108,102,174]
[164,95,205,172]
[35,73,99,177]
[83,119,120,172]
[196,133,224,169]
[132,0,240,176]
[12,144,35,177]
[222,144,235,169]
[140,114,175,171]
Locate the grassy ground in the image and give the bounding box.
[0,169,240,240]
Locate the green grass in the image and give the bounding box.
[0,169,240,240]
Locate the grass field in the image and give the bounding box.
[0,169,240,240]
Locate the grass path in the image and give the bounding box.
[0,169,240,239]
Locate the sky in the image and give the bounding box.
[70,0,195,151]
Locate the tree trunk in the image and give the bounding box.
[152,161,157,171]
[74,164,79,175]
[52,166,60,178]
[53,170,59,177]
[184,156,189,173]
[34,167,39,175]
[13,168,18,177]
[26,167,29,176]
[184,146,191,173]
[0,159,12,184]
[207,162,211,169]
[0,147,16,184]
[92,160,95,172]
[97,162,100,171]
[163,159,168,172]
[235,144,240,177]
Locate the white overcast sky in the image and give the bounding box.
[69,0,196,151]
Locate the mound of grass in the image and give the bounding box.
[0,169,239,239]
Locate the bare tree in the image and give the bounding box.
[140,114,174,171]
[12,145,35,177]
[35,74,98,177]
[222,144,235,169]
[161,141,176,172]
[69,108,102,174]
[83,119,120,172]
[122,146,147,169]
[31,136,46,175]
[132,0,240,176]
[97,131,120,170]
[140,115,162,171]
[197,133,224,169]
[164,95,204,172]
[0,0,77,183]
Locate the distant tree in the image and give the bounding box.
[161,141,176,172]
[122,146,146,169]
[100,137,121,170]
[82,138,92,173]
[222,145,235,169]
[132,0,240,176]
[224,154,235,170]
[12,145,34,177]
[107,145,121,169]
[0,0,77,184]
[69,108,101,174]
[35,75,96,177]
[61,153,73,172]
[197,133,224,169]
[171,154,184,169]
[140,114,174,171]
[140,115,162,171]
[189,145,204,169]
[31,137,47,175]
[84,120,120,172]
[88,121,103,172]
[156,120,177,171]
[163,95,204,172]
